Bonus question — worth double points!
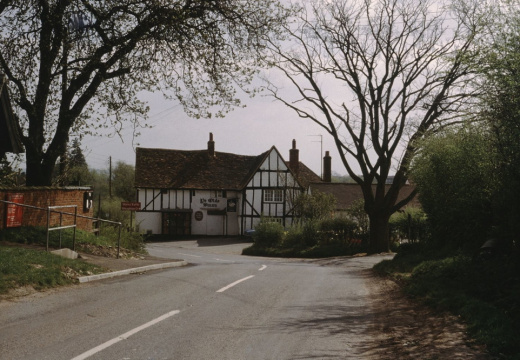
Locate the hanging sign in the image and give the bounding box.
[6,193,24,228]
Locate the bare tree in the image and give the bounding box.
[0,0,290,186]
[266,0,482,252]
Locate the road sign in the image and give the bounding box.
[121,202,141,211]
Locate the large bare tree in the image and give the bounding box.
[0,0,290,186]
[266,0,482,252]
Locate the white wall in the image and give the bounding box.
[136,211,161,234]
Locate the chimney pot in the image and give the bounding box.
[323,151,331,182]
[289,139,299,174]
[208,132,215,157]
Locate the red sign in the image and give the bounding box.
[121,202,141,211]
[6,193,24,228]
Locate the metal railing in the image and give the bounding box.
[0,200,123,258]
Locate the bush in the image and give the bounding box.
[319,217,357,245]
[252,220,285,247]
[379,247,520,358]
[389,207,429,243]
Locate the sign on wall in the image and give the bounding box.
[194,211,203,221]
[227,199,237,212]
[6,193,24,228]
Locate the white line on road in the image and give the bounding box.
[259,265,267,271]
[216,275,255,293]
[70,310,180,360]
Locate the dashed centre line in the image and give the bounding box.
[259,265,267,271]
[216,275,255,293]
[70,310,180,360]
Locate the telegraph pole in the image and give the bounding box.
[109,156,112,198]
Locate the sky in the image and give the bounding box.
[82,88,349,178]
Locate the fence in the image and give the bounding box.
[0,200,123,258]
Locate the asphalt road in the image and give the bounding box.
[0,240,393,360]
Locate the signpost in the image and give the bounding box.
[121,202,141,231]
[121,202,141,211]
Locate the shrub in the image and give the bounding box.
[252,219,284,247]
[345,199,369,239]
[319,217,357,245]
[282,225,304,248]
[293,192,336,221]
[389,207,429,243]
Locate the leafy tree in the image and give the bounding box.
[112,161,135,201]
[265,0,483,253]
[55,138,91,186]
[293,191,336,222]
[410,126,496,250]
[0,0,290,186]
[477,6,520,243]
[0,155,17,186]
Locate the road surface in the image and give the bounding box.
[0,240,478,359]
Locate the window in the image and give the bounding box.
[267,217,283,224]
[264,189,283,203]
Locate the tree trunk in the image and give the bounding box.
[25,148,57,186]
[368,212,391,254]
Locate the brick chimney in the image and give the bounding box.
[289,139,299,173]
[323,151,331,182]
[208,132,215,157]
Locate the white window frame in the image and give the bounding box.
[264,189,284,203]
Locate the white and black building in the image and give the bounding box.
[134,134,321,236]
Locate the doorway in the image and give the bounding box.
[162,212,191,236]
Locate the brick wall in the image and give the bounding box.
[0,187,94,231]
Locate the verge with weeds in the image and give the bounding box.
[0,225,147,295]
[374,242,520,359]
[0,246,105,295]
[0,226,146,255]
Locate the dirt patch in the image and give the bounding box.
[364,273,493,360]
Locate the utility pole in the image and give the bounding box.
[109,156,112,198]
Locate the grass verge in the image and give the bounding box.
[0,225,147,296]
[0,246,106,295]
[374,243,520,360]
[0,226,146,255]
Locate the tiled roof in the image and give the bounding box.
[135,147,268,190]
[287,161,323,188]
[309,183,419,210]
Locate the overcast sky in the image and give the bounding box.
[82,87,350,178]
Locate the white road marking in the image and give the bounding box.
[178,253,202,258]
[216,275,255,293]
[70,310,180,360]
[259,265,267,271]
[214,258,232,262]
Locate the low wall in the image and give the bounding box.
[0,187,94,231]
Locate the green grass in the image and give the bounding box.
[0,246,106,294]
[376,243,520,359]
[0,225,146,295]
[0,226,146,253]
